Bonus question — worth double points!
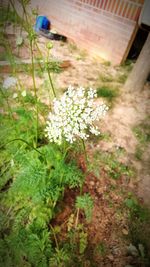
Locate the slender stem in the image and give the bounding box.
[0,138,44,156]
[9,0,27,32]
[5,39,24,92]
[30,39,38,147]
[81,139,88,163]
[45,50,53,103]
[75,208,80,229]
[0,88,13,118]
[46,48,56,98]
[21,0,56,100]
[50,224,59,249]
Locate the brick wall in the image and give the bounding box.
[30,0,144,64]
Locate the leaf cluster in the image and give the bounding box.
[0,94,84,267]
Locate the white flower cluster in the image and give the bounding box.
[45,86,108,144]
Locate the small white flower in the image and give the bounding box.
[21,90,26,97]
[13,93,18,99]
[89,126,100,136]
[45,86,108,144]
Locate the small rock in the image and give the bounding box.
[122,228,129,235]
[107,254,114,261]
[3,77,17,89]
[127,243,139,257]
[89,181,95,187]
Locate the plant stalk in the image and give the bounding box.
[30,38,38,147]
[81,139,88,163]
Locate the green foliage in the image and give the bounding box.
[79,230,88,254]
[94,150,133,180]
[0,7,21,26]
[44,61,62,74]
[135,145,143,160]
[94,242,107,257]
[116,73,127,84]
[98,73,114,83]
[97,86,118,102]
[0,141,84,266]
[133,122,150,145]
[63,223,89,266]
[120,59,134,72]
[0,3,94,266]
[76,193,93,222]
[124,197,138,210]
[133,119,150,161]
[49,248,69,267]
[101,61,111,66]
[0,88,84,267]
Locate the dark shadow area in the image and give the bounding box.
[127,27,148,60]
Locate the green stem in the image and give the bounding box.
[47,64,56,98]
[0,88,13,118]
[9,0,27,32]
[30,39,38,147]
[46,48,56,98]
[81,139,88,163]
[50,224,59,249]
[36,41,56,100]
[0,138,44,156]
[5,39,24,92]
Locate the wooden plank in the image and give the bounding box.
[121,23,138,64]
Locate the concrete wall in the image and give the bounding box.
[30,1,144,64]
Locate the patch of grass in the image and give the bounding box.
[102,61,111,66]
[133,119,150,161]
[68,42,78,53]
[97,86,118,103]
[116,73,128,84]
[135,146,144,160]
[94,242,107,257]
[94,150,133,180]
[89,132,111,144]
[76,49,88,61]
[133,124,150,145]
[98,73,114,83]
[120,59,134,72]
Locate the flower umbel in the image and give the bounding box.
[45,86,108,144]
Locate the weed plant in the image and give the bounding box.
[97,85,118,103]
[0,87,87,266]
[93,150,133,180]
[133,118,150,160]
[0,3,96,266]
